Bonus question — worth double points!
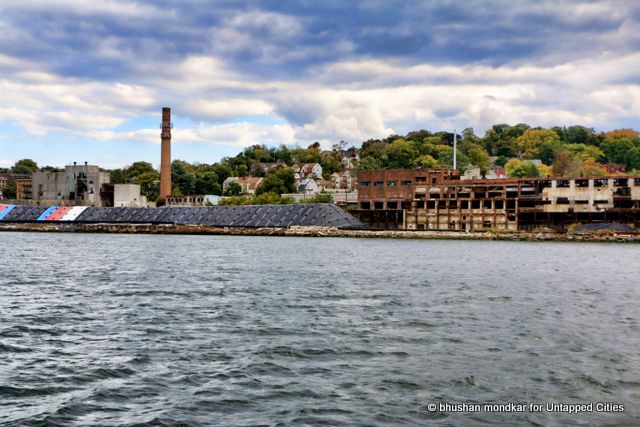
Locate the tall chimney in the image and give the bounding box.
[160,107,172,198]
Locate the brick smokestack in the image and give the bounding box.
[160,107,172,199]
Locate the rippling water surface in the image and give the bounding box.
[1,232,639,426]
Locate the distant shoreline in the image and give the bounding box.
[1,223,638,243]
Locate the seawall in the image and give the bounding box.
[1,222,638,243]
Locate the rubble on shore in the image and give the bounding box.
[0,222,638,242]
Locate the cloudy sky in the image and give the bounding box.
[1,0,639,169]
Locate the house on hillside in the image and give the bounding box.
[331,169,356,191]
[223,177,264,195]
[297,178,320,195]
[292,163,322,180]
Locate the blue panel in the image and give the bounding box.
[36,206,58,221]
[0,205,16,220]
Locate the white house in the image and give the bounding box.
[297,178,320,195]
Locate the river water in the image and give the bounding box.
[0,232,639,426]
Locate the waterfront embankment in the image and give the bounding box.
[1,222,639,242]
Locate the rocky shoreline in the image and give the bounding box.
[0,222,639,242]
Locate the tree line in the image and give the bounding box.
[3,124,638,203]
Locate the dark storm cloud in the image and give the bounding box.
[2,0,637,81]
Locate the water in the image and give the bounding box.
[0,232,639,426]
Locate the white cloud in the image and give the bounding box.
[86,122,296,148]
[0,0,165,19]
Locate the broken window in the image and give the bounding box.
[387,181,397,186]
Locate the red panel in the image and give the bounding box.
[45,206,74,221]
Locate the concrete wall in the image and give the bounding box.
[114,184,143,207]
[32,165,110,206]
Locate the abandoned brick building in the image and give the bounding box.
[356,168,640,231]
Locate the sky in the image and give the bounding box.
[0,0,639,169]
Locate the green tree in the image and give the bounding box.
[3,182,16,199]
[12,159,38,174]
[516,129,560,159]
[482,123,530,156]
[466,146,491,177]
[383,139,419,169]
[601,138,639,167]
[354,156,383,171]
[110,169,126,184]
[194,171,221,195]
[301,192,333,203]
[505,159,541,178]
[133,171,160,201]
[126,161,156,179]
[224,182,242,196]
[171,160,196,195]
[417,154,438,168]
[255,167,296,196]
[564,144,605,162]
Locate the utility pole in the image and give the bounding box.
[453,129,457,170]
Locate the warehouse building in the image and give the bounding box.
[357,168,640,231]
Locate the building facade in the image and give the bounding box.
[357,168,640,231]
[32,163,110,206]
[15,175,33,200]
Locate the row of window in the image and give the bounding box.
[360,181,413,187]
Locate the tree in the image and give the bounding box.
[126,161,156,179]
[605,129,639,141]
[253,192,285,205]
[133,171,160,201]
[194,171,221,195]
[516,129,560,160]
[564,144,604,162]
[504,159,541,178]
[537,164,553,177]
[12,159,38,174]
[552,150,583,177]
[482,123,530,156]
[581,160,608,177]
[564,125,599,146]
[224,182,243,196]
[255,167,296,196]
[417,154,438,168]
[172,160,196,195]
[600,138,640,167]
[110,169,126,184]
[466,146,491,177]
[3,182,16,199]
[354,156,383,172]
[302,192,333,203]
[383,139,419,169]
